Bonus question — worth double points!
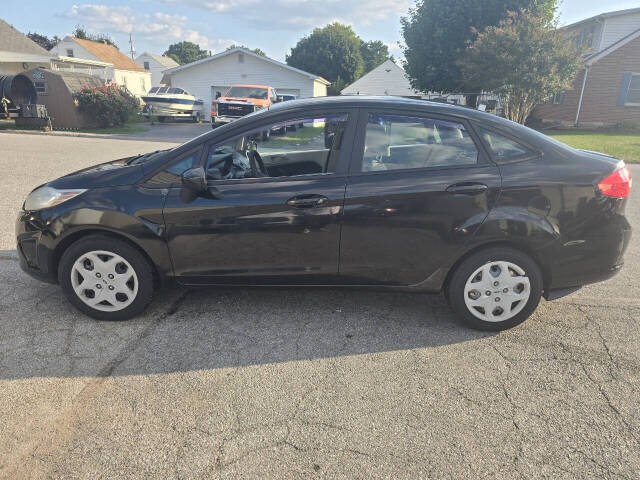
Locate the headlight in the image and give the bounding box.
[23,186,87,211]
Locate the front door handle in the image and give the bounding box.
[446,183,488,195]
[286,194,329,208]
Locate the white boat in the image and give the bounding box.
[141,86,203,122]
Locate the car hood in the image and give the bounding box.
[47,156,146,189]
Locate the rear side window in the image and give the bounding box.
[361,114,478,172]
[480,129,536,162]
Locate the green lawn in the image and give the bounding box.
[267,125,324,148]
[543,130,640,163]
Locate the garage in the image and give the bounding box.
[162,47,329,121]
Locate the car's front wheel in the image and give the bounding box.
[447,247,542,331]
[58,235,155,321]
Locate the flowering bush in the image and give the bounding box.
[75,84,140,127]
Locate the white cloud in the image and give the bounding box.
[62,4,236,52]
[161,0,410,30]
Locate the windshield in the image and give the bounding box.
[225,86,268,99]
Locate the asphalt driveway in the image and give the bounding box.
[0,133,638,479]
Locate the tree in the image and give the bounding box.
[460,10,584,124]
[27,32,60,51]
[286,23,365,95]
[73,25,118,49]
[401,0,558,104]
[360,40,390,72]
[226,45,266,57]
[164,41,209,65]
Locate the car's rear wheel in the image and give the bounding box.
[58,235,154,321]
[447,247,542,331]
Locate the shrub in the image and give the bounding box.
[615,121,639,131]
[75,84,140,127]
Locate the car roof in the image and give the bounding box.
[178,95,566,156]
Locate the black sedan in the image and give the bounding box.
[16,97,632,330]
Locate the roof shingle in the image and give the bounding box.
[0,18,52,56]
[72,38,146,72]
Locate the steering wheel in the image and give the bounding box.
[249,149,268,177]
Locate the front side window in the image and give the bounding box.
[361,114,478,172]
[147,148,201,185]
[479,129,536,163]
[205,114,348,180]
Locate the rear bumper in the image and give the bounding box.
[548,217,631,289]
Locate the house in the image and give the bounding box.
[533,8,640,127]
[0,18,52,75]
[51,37,151,96]
[135,52,178,87]
[162,47,330,121]
[341,59,425,98]
[340,59,476,107]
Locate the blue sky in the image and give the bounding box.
[5,1,640,62]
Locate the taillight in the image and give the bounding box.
[211,102,218,116]
[598,165,632,198]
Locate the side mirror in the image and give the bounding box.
[182,167,207,193]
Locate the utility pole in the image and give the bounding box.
[129,33,135,60]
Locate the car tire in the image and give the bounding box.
[193,112,201,123]
[211,122,218,129]
[446,247,543,331]
[58,235,155,321]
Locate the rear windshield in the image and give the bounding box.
[226,86,268,99]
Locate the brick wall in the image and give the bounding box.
[533,35,640,126]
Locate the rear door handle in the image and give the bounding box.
[286,194,329,208]
[446,183,488,195]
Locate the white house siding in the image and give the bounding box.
[601,12,640,50]
[167,51,323,120]
[51,39,150,97]
[51,39,100,65]
[113,69,150,96]
[135,53,174,87]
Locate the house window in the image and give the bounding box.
[66,49,74,57]
[34,82,47,95]
[143,61,150,70]
[238,53,244,64]
[624,74,640,105]
[548,92,565,105]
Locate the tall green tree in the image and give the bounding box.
[164,41,209,65]
[401,0,558,103]
[286,23,365,95]
[73,25,117,49]
[460,10,584,123]
[226,45,266,57]
[360,40,390,72]
[27,32,61,51]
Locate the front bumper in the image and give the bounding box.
[16,211,57,284]
[211,116,240,125]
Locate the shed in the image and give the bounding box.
[162,47,330,120]
[24,69,105,129]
